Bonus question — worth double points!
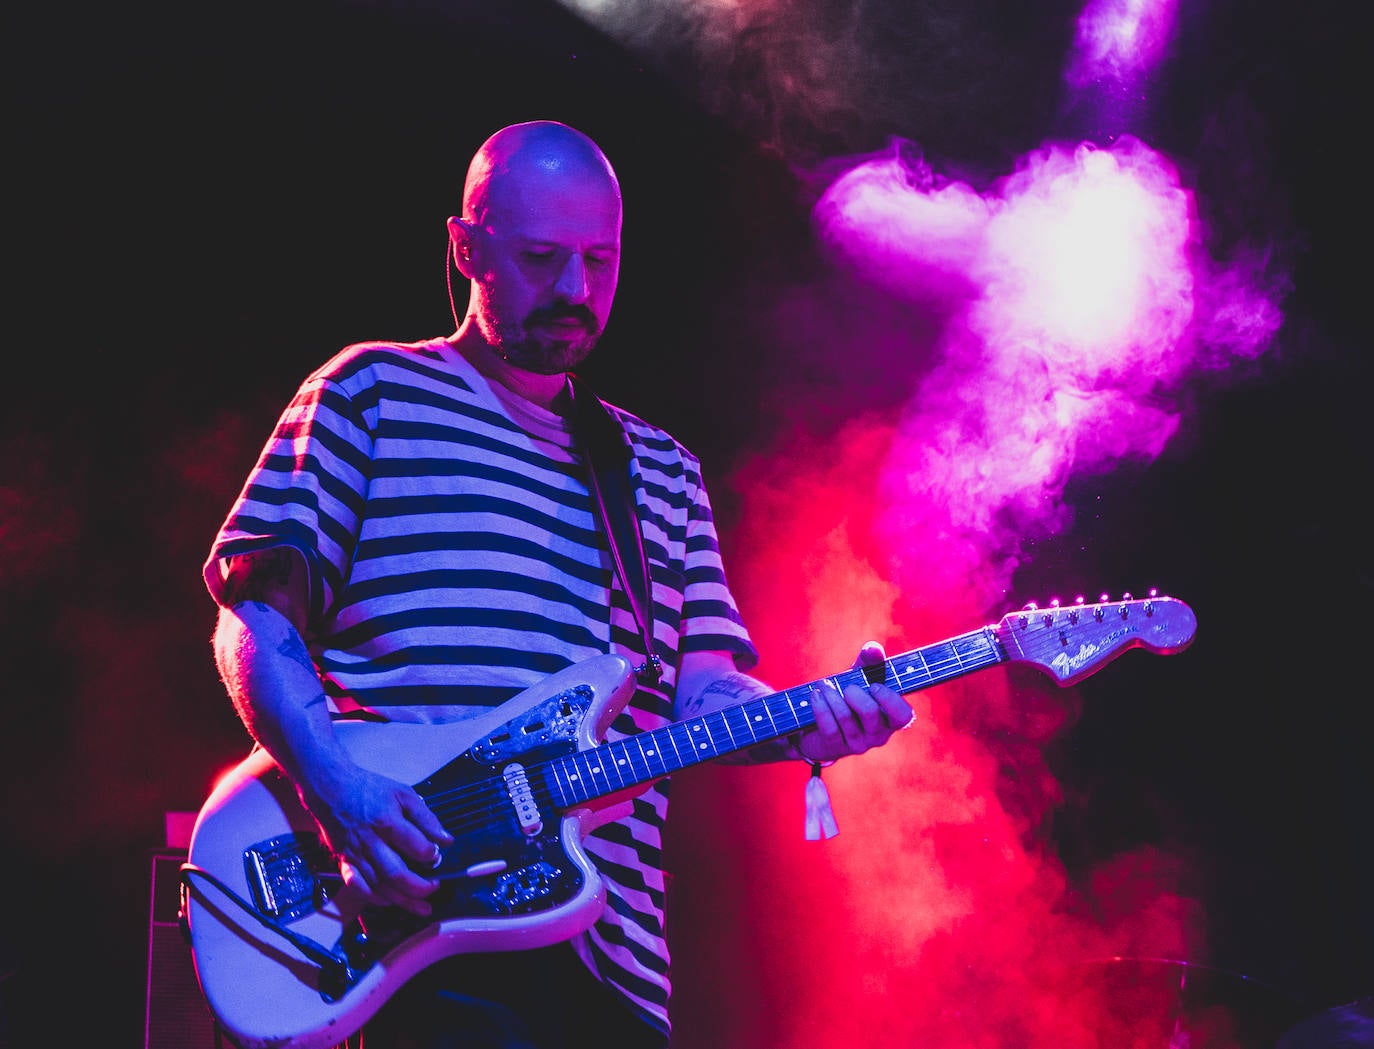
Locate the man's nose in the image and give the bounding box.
[554,253,590,303]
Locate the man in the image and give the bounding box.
[204,120,912,1048]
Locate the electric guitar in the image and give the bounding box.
[181,591,1196,1049]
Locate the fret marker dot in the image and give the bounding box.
[646,749,656,757]
[617,757,627,766]
[691,725,702,733]
[698,742,708,751]
[753,715,764,723]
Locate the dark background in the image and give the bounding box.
[5,0,1370,1045]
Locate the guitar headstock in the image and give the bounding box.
[995,590,1197,686]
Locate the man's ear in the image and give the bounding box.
[447,216,476,276]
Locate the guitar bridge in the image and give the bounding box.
[244,833,337,921]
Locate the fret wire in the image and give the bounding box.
[888,657,917,692]
[625,732,652,780]
[547,757,572,807]
[702,713,721,758]
[742,697,774,742]
[686,716,714,762]
[634,732,660,779]
[670,722,697,768]
[759,693,787,740]
[588,747,615,786]
[691,719,713,762]
[573,751,598,798]
[716,708,739,751]
[785,692,802,736]
[604,740,633,788]
[690,719,711,763]
[913,646,933,683]
[884,661,903,689]
[722,705,756,749]
[660,723,686,769]
[600,741,628,790]
[774,690,802,736]
[562,754,588,805]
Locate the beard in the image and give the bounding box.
[497,329,599,374]
[484,304,602,374]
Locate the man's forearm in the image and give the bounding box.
[677,669,808,766]
[213,601,356,793]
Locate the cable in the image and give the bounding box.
[179,862,358,1001]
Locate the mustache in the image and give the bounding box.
[526,304,598,331]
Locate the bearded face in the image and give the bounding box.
[471,277,608,375]
[464,148,622,377]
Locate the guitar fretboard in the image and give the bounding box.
[544,626,1004,808]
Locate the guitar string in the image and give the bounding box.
[413,640,1008,837]
[415,682,828,833]
[408,602,1176,835]
[324,605,1167,871]
[414,667,862,829]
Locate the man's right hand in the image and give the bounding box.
[301,765,455,917]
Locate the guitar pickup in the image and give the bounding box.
[245,833,337,921]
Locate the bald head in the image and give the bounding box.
[446,121,624,389]
[463,120,621,228]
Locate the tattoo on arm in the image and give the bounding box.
[278,631,318,676]
[221,547,299,605]
[684,673,806,765]
[681,672,766,716]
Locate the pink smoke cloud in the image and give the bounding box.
[1065,0,1180,86]
[683,130,1288,1047]
[811,134,1281,598]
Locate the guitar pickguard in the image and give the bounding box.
[419,682,594,917]
[237,679,601,977]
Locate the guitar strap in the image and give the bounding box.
[569,374,662,686]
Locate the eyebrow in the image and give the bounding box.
[514,236,620,252]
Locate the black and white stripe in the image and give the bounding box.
[204,338,757,1036]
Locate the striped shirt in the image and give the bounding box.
[203,337,758,1035]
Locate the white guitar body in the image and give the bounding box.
[184,654,639,1049]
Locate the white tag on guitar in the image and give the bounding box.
[804,764,839,840]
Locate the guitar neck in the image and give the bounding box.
[545,626,1004,808]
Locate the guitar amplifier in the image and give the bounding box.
[144,842,222,1049]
